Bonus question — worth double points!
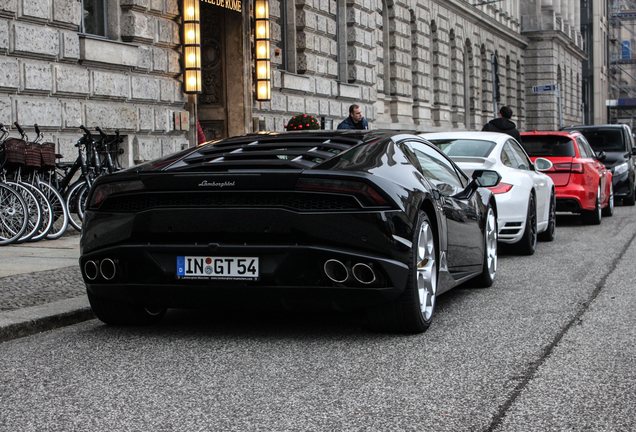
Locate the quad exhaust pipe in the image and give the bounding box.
[84,258,117,281]
[324,259,377,284]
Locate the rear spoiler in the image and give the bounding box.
[448,156,497,169]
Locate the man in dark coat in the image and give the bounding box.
[482,106,521,142]
[337,104,369,130]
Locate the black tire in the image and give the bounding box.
[602,182,614,217]
[516,194,537,255]
[0,183,29,245]
[472,205,497,287]
[22,182,53,242]
[538,190,556,242]
[87,291,166,325]
[39,181,69,240]
[366,210,438,334]
[6,181,42,244]
[581,184,602,225]
[624,182,636,206]
[65,180,88,232]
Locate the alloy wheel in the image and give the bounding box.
[485,207,497,280]
[417,221,437,321]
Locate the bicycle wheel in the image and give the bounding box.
[38,180,69,240]
[65,180,88,232]
[21,182,53,242]
[5,181,42,243]
[0,183,28,245]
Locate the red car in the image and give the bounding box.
[520,131,613,224]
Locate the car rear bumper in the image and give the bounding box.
[81,243,410,310]
[494,191,529,244]
[555,185,594,212]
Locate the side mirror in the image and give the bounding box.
[534,157,553,171]
[472,169,502,188]
[596,150,606,161]
[452,169,501,200]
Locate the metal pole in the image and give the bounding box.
[557,83,563,129]
[491,55,498,118]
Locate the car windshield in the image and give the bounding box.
[576,128,625,152]
[520,136,576,157]
[428,139,496,157]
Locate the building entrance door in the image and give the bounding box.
[198,3,248,140]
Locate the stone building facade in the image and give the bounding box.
[0,0,586,166]
[253,0,585,134]
[0,0,188,167]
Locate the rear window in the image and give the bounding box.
[428,139,496,158]
[575,128,625,152]
[520,136,576,157]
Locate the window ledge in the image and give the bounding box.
[79,34,138,68]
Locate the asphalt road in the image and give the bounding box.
[1,207,635,431]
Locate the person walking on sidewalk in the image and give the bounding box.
[482,106,521,142]
[338,104,369,130]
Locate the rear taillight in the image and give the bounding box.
[553,162,584,174]
[570,163,584,173]
[296,178,389,206]
[89,180,146,208]
[488,183,513,194]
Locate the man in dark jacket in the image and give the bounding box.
[482,106,521,142]
[337,104,369,130]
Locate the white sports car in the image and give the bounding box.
[421,131,556,255]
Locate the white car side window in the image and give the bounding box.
[501,143,519,169]
[509,141,532,171]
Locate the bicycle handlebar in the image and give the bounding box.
[79,125,93,141]
[95,126,108,140]
[14,122,26,140]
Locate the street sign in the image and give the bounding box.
[533,84,556,92]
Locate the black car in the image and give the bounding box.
[80,130,501,334]
[562,124,636,205]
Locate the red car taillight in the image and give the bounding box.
[553,162,584,174]
[570,163,584,173]
[296,178,389,206]
[488,182,513,194]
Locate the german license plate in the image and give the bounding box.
[176,256,259,280]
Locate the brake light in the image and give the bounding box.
[571,163,584,173]
[488,182,513,194]
[553,162,584,174]
[89,180,146,208]
[296,178,389,206]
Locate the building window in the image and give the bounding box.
[82,0,107,37]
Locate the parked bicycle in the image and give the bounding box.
[0,123,123,245]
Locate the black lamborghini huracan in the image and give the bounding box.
[80,130,500,333]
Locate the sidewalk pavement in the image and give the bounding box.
[0,231,94,343]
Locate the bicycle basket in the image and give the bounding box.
[2,138,26,166]
[40,141,56,169]
[25,141,42,169]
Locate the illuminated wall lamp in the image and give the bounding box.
[183,0,201,94]
[255,0,270,101]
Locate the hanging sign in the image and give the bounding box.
[201,0,242,12]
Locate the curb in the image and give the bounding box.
[0,297,95,343]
